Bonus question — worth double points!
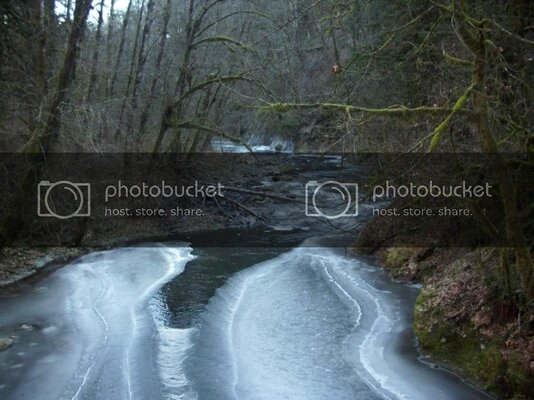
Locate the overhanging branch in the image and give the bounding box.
[259,102,472,116]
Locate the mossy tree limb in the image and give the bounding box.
[429,81,476,151]
[172,74,250,109]
[192,35,251,51]
[260,102,471,116]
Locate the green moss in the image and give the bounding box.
[505,354,534,399]
[415,289,503,384]
[384,247,412,270]
[267,103,292,113]
[442,50,473,66]
[428,81,476,152]
[0,337,13,351]
[414,288,534,399]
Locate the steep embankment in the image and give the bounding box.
[356,237,534,399]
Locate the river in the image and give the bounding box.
[0,238,494,400]
[0,150,495,400]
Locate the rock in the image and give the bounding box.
[42,325,58,335]
[480,343,486,351]
[20,324,34,331]
[0,337,13,351]
[270,225,294,232]
[277,174,293,181]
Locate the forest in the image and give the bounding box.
[0,0,530,153]
[0,1,533,399]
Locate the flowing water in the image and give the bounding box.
[211,134,294,153]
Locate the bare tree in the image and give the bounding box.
[23,0,94,152]
[86,0,106,101]
[138,0,172,137]
[108,0,133,96]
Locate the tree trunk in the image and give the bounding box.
[1,0,93,246]
[139,0,171,137]
[455,7,534,302]
[104,0,116,97]
[86,0,106,101]
[123,0,156,146]
[153,0,196,153]
[109,0,133,96]
[114,0,146,140]
[23,0,93,153]
[131,0,155,110]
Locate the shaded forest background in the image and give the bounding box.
[0,0,532,153]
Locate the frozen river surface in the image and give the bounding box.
[0,244,493,400]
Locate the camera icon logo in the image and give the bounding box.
[37,181,91,219]
[305,180,358,219]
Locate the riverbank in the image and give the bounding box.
[0,154,348,288]
[0,153,366,289]
[357,216,534,399]
[0,218,227,288]
[0,155,269,288]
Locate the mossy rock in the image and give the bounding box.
[0,337,13,351]
[415,289,503,386]
[414,288,534,399]
[351,245,374,255]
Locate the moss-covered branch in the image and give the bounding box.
[192,35,251,51]
[172,74,249,108]
[429,81,476,151]
[260,102,471,116]
[442,50,473,67]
